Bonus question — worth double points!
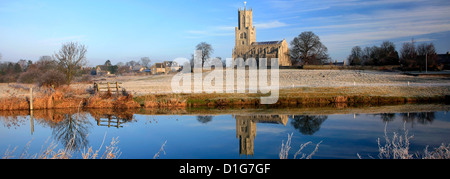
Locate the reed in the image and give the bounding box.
[358,122,450,159]
[279,133,322,159]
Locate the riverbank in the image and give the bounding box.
[1,85,448,111]
[1,69,449,111]
[0,90,141,111]
[134,86,450,108]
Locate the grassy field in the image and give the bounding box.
[1,69,449,110]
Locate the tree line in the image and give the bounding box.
[0,42,88,87]
[0,33,444,86]
[348,39,439,70]
[348,41,399,66]
[288,31,442,71]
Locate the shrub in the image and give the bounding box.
[17,68,40,84]
[74,75,93,83]
[37,70,67,88]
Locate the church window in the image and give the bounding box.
[240,33,247,39]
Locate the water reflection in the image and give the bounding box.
[375,113,396,122]
[89,109,135,128]
[0,105,447,159]
[234,115,288,156]
[289,115,327,135]
[197,116,213,124]
[51,113,90,150]
[0,109,138,153]
[372,112,436,126]
[400,112,435,125]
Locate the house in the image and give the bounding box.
[131,65,146,73]
[437,52,450,69]
[151,63,165,75]
[163,61,181,73]
[95,65,112,75]
[333,60,346,66]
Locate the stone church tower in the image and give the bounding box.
[235,7,256,48]
[232,4,292,67]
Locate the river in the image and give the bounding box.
[1,104,449,159]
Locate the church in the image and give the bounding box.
[232,4,292,67]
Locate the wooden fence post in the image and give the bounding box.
[116,82,119,96]
[94,83,99,94]
[30,87,34,135]
[29,88,33,111]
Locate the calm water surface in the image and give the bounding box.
[1,106,449,159]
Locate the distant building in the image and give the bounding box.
[151,61,181,75]
[333,60,346,66]
[95,65,113,75]
[163,61,181,73]
[437,52,450,69]
[151,63,165,75]
[131,65,146,73]
[232,5,292,67]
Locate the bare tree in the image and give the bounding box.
[196,42,214,66]
[362,46,371,65]
[54,42,87,85]
[0,53,2,61]
[126,60,138,67]
[400,40,417,68]
[17,59,29,71]
[417,43,437,69]
[379,41,399,65]
[37,56,58,71]
[400,39,416,64]
[116,62,125,67]
[290,31,329,65]
[349,46,363,65]
[400,40,439,71]
[140,57,151,68]
[356,41,399,66]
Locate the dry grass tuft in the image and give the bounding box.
[279,133,322,159]
[423,143,450,159]
[358,122,450,159]
[82,133,121,159]
[153,140,167,159]
[377,122,414,159]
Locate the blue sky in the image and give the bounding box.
[1,0,449,66]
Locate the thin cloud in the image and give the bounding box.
[316,5,450,41]
[186,20,289,38]
[269,0,428,9]
[254,20,288,29]
[399,38,436,43]
[215,26,235,31]
[333,0,428,7]
[276,0,450,60]
[185,28,233,38]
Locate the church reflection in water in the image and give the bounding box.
[0,109,437,158]
[234,115,289,156]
